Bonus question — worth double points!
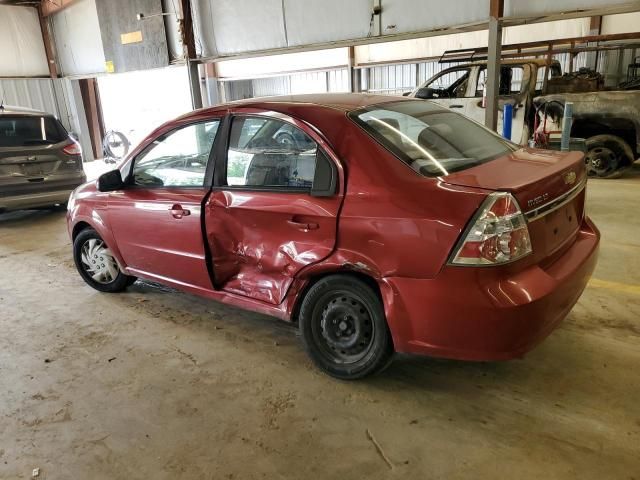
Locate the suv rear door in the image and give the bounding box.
[205,110,343,305]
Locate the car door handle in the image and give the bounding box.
[287,219,319,231]
[449,104,464,109]
[169,204,191,219]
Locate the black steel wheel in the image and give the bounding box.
[299,274,393,380]
[585,134,633,179]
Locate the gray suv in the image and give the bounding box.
[0,105,86,212]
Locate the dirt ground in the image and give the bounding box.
[1,170,639,480]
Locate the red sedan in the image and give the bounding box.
[67,94,599,379]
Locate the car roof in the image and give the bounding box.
[0,105,52,117]
[179,93,417,121]
[228,93,414,110]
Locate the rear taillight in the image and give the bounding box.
[450,192,532,266]
[62,142,82,156]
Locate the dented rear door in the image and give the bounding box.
[205,111,343,305]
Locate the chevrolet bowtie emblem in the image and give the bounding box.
[563,171,576,185]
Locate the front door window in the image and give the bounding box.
[132,121,219,187]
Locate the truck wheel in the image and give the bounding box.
[585,135,634,179]
[299,274,394,380]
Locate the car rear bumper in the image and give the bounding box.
[382,217,600,361]
[0,173,86,212]
[0,188,76,211]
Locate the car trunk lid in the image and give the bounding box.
[443,148,587,260]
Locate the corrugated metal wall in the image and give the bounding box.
[221,48,638,102]
[224,68,349,100]
[595,47,640,87]
[362,61,445,95]
[359,49,637,95]
[0,78,76,132]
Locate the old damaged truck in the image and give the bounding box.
[411,58,640,178]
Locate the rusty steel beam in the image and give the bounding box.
[178,0,197,60]
[78,78,105,160]
[41,0,77,17]
[37,4,58,78]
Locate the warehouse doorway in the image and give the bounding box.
[97,66,192,155]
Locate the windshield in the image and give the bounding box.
[349,101,516,177]
[0,115,68,147]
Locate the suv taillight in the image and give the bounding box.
[450,192,532,266]
[62,142,82,156]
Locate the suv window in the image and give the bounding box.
[132,120,219,187]
[351,101,515,178]
[425,68,470,98]
[476,66,525,96]
[0,115,67,147]
[226,117,318,189]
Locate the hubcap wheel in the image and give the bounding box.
[586,146,618,177]
[80,238,119,284]
[313,292,375,364]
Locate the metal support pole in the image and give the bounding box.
[502,103,513,140]
[347,46,356,93]
[187,60,203,110]
[485,1,504,130]
[561,102,573,151]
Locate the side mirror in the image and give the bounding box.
[414,87,435,99]
[97,169,125,192]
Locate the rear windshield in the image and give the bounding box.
[349,101,516,177]
[0,114,68,147]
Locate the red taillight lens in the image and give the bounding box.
[62,142,82,156]
[450,192,532,266]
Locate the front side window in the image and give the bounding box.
[226,117,318,189]
[350,101,516,178]
[132,120,219,187]
[426,68,470,98]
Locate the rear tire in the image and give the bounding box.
[585,134,633,179]
[73,228,135,292]
[299,274,394,380]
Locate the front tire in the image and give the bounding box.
[73,228,135,292]
[299,275,394,380]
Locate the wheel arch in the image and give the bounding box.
[290,269,384,326]
[72,220,93,241]
[70,216,128,272]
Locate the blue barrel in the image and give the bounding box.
[502,103,513,140]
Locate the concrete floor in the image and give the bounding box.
[1,169,639,480]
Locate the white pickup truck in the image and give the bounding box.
[411,58,640,178]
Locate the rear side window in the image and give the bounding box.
[226,117,318,189]
[350,101,516,177]
[0,115,67,147]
